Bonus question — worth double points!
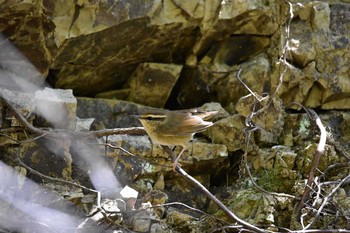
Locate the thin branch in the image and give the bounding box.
[273,0,294,97]
[152,202,232,226]
[15,147,99,197]
[295,108,327,216]
[302,173,350,230]
[161,145,269,233]
[236,68,263,102]
[93,142,137,156]
[0,92,146,139]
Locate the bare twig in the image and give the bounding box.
[15,147,100,198]
[152,202,232,226]
[0,92,146,139]
[294,107,327,216]
[302,174,350,230]
[273,0,294,97]
[15,145,112,222]
[161,145,269,233]
[92,142,137,156]
[236,68,263,102]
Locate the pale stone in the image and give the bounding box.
[272,61,316,108]
[236,95,284,136]
[2,89,36,127]
[207,114,246,152]
[311,2,330,30]
[191,141,227,161]
[272,147,297,170]
[35,87,77,129]
[287,21,316,68]
[107,134,152,158]
[75,117,95,132]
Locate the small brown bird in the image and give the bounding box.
[135,109,217,170]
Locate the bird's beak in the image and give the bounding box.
[130,114,140,119]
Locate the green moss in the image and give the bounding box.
[298,117,311,137]
[256,169,294,193]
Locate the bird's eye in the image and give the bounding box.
[146,117,153,121]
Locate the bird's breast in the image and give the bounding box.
[149,132,194,147]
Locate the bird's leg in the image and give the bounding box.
[173,146,186,170]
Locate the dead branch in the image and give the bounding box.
[95,142,137,156]
[236,68,263,102]
[302,173,350,230]
[14,144,129,225]
[0,92,146,140]
[161,145,269,233]
[273,0,294,97]
[294,108,327,216]
[152,202,232,226]
[15,147,100,199]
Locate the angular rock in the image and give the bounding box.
[215,53,271,108]
[107,134,227,176]
[236,95,285,138]
[219,0,277,35]
[166,209,195,231]
[131,208,166,233]
[142,190,168,206]
[18,138,73,179]
[287,19,316,68]
[174,66,218,108]
[52,17,197,96]
[190,0,277,64]
[0,2,56,76]
[255,128,279,146]
[200,36,271,67]
[172,0,204,19]
[75,117,95,132]
[223,190,279,225]
[191,141,227,161]
[150,0,204,24]
[107,135,152,159]
[275,2,350,109]
[76,97,155,129]
[273,146,297,170]
[120,185,138,210]
[2,89,36,127]
[272,61,316,108]
[127,63,182,108]
[35,88,77,129]
[207,114,246,152]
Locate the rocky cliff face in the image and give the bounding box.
[2,0,349,110]
[1,1,350,232]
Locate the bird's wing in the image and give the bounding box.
[192,110,218,120]
[157,112,213,136]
